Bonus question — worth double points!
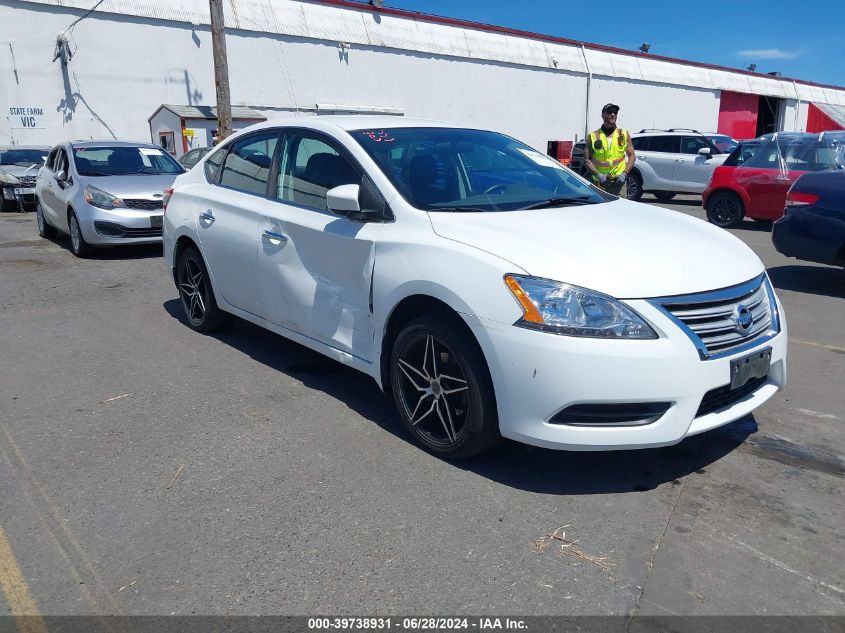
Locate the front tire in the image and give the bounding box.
[654,192,676,201]
[390,314,500,459]
[706,191,745,228]
[36,200,57,239]
[176,246,232,332]
[626,171,643,201]
[68,211,92,257]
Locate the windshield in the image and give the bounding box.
[735,133,845,172]
[72,146,184,176]
[706,135,738,153]
[350,127,609,211]
[0,149,49,166]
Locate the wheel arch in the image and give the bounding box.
[379,294,494,398]
[171,235,200,286]
[705,186,749,212]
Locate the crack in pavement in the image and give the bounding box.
[627,437,704,629]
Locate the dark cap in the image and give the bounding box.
[602,103,620,114]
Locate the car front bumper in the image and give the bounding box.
[469,298,787,451]
[1,184,37,208]
[76,203,163,245]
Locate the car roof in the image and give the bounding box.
[68,140,162,149]
[632,129,705,136]
[0,145,51,151]
[239,115,470,136]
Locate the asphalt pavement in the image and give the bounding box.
[0,197,843,624]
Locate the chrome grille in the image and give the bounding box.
[17,175,36,187]
[649,274,780,360]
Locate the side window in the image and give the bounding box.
[204,147,226,182]
[632,136,650,151]
[218,133,279,195]
[45,148,59,171]
[55,149,69,180]
[649,136,680,153]
[681,136,708,154]
[276,133,362,211]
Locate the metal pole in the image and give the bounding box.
[209,0,232,141]
[579,44,592,141]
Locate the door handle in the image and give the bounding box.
[199,210,215,222]
[637,155,646,160]
[263,229,288,242]
[675,159,685,163]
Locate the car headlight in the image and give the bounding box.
[84,185,125,209]
[0,173,21,185]
[504,274,657,339]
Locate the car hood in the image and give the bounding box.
[82,174,180,198]
[427,199,764,299]
[0,165,39,179]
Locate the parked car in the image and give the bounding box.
[627,129,728,201]
[704,133,739,154]
[703,132,845,228]
[772,170,845,268]
[569,139,587,176]
[179,146,211,169]
[163,117,786,459]
[35,141,185,256]
[0,145,50,212]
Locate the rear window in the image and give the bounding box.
[737,135,845,171]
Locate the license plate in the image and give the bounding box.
[13,187,35,196]
[730,347,771,390]
[150,215,163,228]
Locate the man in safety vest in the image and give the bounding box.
[584,103,636,198]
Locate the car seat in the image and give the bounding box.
[107,150,144,173]
[409,154,450,206]
[293,152,359,208]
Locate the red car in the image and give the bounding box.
[703,132,845,228]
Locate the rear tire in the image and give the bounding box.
[176,246,232,332]
[626,171,643,201]
[68,211,92,257]
[390,313,500,459]
[36,200,57,239]
[654,192,676,201]
[706,191,745,228]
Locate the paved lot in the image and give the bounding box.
[0,196,843,621]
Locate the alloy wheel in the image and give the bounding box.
[178,256,208,323]
[70,217,81,251]
[396,333,471,448]
[711,197,741,226]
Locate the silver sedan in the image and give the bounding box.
[35,141,184,256]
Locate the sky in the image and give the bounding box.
[370,0,843,87]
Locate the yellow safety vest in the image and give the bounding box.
[589,127,628,178]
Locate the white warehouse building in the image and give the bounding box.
[3,0,845,155]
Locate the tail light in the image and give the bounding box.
[785,190,819,207]
[163,187,174,213]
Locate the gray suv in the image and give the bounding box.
[627,129,728,201]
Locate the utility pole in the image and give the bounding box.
[209,0,232,141]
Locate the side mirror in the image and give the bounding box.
[698,147,712,156]
[326,184,361,214]
[55,169,67,182]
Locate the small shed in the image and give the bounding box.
[148,104,267,158]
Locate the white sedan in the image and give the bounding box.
[162,117,787,459]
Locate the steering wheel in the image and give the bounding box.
[483,183,509,195]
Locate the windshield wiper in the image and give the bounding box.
[80,171,112,176]
[428,207,487,213]
[520,196,595,210]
